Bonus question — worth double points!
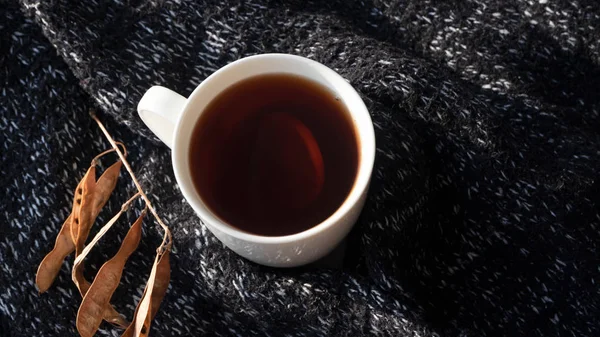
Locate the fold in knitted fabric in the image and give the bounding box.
[2,0,600,336]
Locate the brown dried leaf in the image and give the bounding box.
[76,209,146,337]
[121,242,172,337]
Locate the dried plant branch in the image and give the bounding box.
[92,142,127,164]
[90,110,173,336]
[90,110,172,252]
[38,111,173,336]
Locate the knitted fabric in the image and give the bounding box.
[1,0,599,336]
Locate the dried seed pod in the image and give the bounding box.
[121,242,172,337]
[92,160,122,215]
[72,216,129,328]
[70,166,96,243]
[72,145,125,244]
[72,194,141,328]
[103,309,129,329]
[36,163,95,293]
[77,209,146,337]
[73,159,123,258]
[72,200,135,329]
[73,171,100,255]
[37,155,123,294]
[69,165,102,294]
[35,215,75,293]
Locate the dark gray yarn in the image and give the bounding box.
[1,0,600,336]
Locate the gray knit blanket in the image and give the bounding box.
[1,0,599,336]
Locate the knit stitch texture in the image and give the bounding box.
[1,0,600,336]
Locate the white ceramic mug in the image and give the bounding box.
[137,54,375,267]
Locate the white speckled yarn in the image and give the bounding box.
[2,0,600,336]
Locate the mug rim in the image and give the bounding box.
[172,53,375,244]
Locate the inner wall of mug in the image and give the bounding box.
[173,54,375,238]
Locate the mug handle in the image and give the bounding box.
[137,86,187,149]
